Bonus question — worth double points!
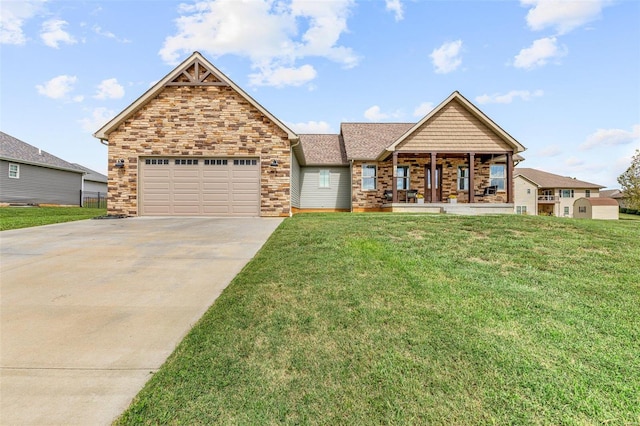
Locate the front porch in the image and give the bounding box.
[382,202,515,215]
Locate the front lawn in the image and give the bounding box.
[0,206,106,231]
[620,212,640,221]
[117,214,639,425]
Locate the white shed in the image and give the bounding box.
[573,197,619,220]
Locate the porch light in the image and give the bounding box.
[270,159,278,167]
[115,159,125,168]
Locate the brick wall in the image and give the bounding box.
[106,85,291,216]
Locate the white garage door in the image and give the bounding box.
[139,158,260,216]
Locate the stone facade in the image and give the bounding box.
[106,85,291,216]
[351,155,507,210]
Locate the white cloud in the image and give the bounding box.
[513,36,567,69]
[36,75,80,100]
[94,78,125,99]
[285,120,333,133]
[475,89,544,104]
[80,107,115,133]
[364,106,388,121]
[565,156,585,167]
[40,19,76,48]
[521,0,610,35]
[159,0,358,87]
[92,25,131,43]
[580,125,640,150]
[249,64,317,88]
[385,0,404,22]
[413,102,434,117]
[430,40,463,74]
[538,145,562,157]
[0,0,46,45]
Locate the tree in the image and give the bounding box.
[617,149,640,210]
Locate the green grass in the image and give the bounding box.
[620,212,640,221]
[117,214,640,425]
[0,206,106,231]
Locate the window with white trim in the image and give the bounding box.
[396,166,409,190]
[560,189,574,198]
[8,163,19,179]
[585,189,591,198]
[516,206,527,215]
[490,164,506,191]
[564,206,570,216]
[362,164,377,190]
[457,166,468,191]
[319,170,330,188]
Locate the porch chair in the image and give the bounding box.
[383,190,394,202]
[475,185,497,197]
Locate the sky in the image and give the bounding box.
[1,0,638,189]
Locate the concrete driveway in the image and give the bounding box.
[0,216,282,425]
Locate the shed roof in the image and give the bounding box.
[0,131,84,174]
[579,197,619,206]
[600,189,624,199]
[341,123,414,160]
[296,134,347,165]
[514,168,604,189]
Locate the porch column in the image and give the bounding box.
[430,152,436,203]
[468,152,475,203]
[507,151,514,203]
[392,151,398,203]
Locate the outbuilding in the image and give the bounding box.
[573,197,619,220]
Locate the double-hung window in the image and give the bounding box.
[457,166,468,191]
[319,170,330,188]
[396,166,409,190]
[362,164,377,190]
[490,164,505,191]
[8,163,19,179]
[585,189,591,198]
[560,189,574,198]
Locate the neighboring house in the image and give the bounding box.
[514,168,604,217]
[573,197,619,220]
[94,51,526,217]
[72,163,108,194]
[0,131,84,206]
[600,189,627,208]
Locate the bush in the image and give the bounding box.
[620,207,627,214]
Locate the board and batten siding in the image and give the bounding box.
[291,151,301,208]
[299,166,350,209]
[397,100,513,153]
[0,160,83,205]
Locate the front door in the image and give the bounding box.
[425,164,443,202]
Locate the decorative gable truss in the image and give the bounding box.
[166,59,230,87]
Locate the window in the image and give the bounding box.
[233,159,258,166]
[319,170,330,188]
[578,206,587,213]
[204,159,228,165]
[585,189,591,198]
[396,166,409,190]
[527,188,531,194]
[560,189,574,198]
[516,206,527,215]
[490,164,506,191]
[145,159,169,165]
[564,206,570,216]
[174,159,198,165]
[457,166,468,191]
[362,164,377,190]
[8,163,19,178]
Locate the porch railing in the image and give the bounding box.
[538,195,557,201]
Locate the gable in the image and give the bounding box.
[396,99,513,153]
[94,52,296,141]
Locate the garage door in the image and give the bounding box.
[139,157,260,216]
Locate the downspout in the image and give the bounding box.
[350,159,354,212]
[290,138,300,217]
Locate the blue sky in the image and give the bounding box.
[1,0,638,188]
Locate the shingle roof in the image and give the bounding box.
[514,168,604,189]
[0,131,83,173]
[600,189,624,199]
[296,134,347,165]
[582,197,618,206]
[72,163,108,183]
[341,123,414,160]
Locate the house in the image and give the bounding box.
[600,189,627,209]
[72,163,108,194]
[94,51,526,217]
[0,131,84,206]
[573,197,619,220]
[514,168,604,217]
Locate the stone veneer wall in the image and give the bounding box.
[106,85,291,216]
[351,155,506,210]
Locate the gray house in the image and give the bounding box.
[0,131,84,205]
[72,163,108,194]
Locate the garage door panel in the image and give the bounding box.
[140,157,260,216]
